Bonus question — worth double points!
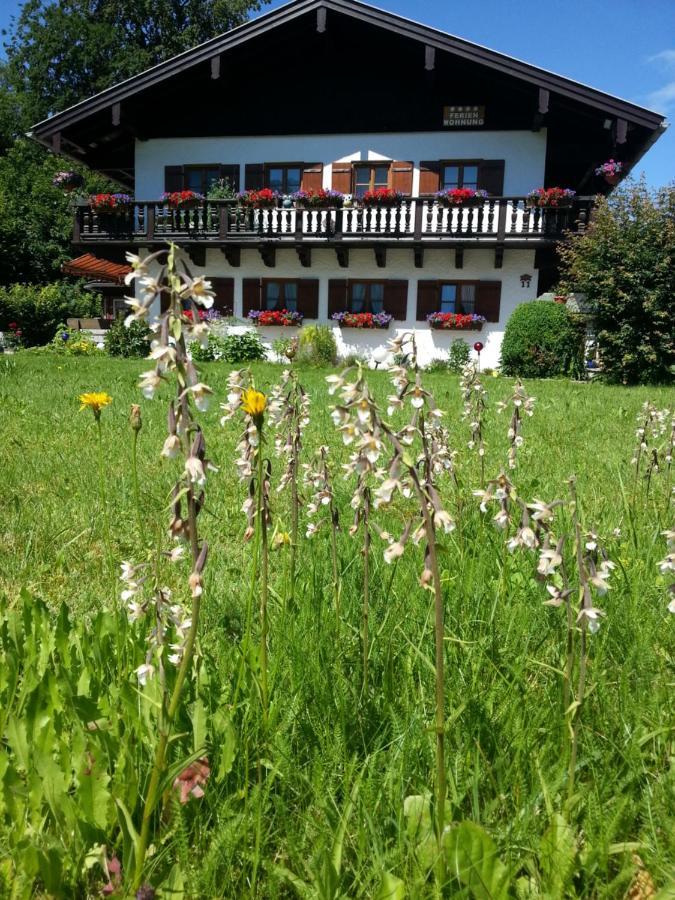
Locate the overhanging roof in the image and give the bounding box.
[30,0,666,139]
[62,253,131,284]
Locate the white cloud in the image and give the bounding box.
[646,80,675,112]
[648,49,675,68]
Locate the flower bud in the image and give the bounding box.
[129,404,142,432]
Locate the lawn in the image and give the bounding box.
[0,352,673,898]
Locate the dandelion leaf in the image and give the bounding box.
[443,821,511,900]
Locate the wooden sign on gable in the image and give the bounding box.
[443,105,485,127]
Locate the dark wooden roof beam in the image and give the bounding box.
[424,45,435,71]
[210,56,221,79]
[112,103,121,126]
[317,7,327,32]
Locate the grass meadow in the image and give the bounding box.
[0,352,673,898]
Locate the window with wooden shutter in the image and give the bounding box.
[441,162,479,190]
[354,164,390,198]
[301,164,324,193]
[296,280,319,319]
[331,162,353,194]
[266,165,302,194]
[474,281,502,322]
[416,280,440,321]
[389,161,413,196]
[328,279,349,317]
[383,280,408,320]
[419,161,441,195]
[209,277,234,315]
[219,165,240,193]
[242,278,262,315]
[164,165,184,192]
[477,160,505,196]
[244,164,265,191]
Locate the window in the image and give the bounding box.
[349,282,385,314]
[353,164,390,198]
[441,163,479,191]
[183,166,222,194]
[439,282,476,314]
[264,281,298,311]
[266,165,302,194]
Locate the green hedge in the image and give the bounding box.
[0,282,101,346]
[500,300,586,379]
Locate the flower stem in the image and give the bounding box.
[289,438,299,607]
[131,428,145,543]
[362,486,370,695]
[96,417,113,571]
[257,447,270,726]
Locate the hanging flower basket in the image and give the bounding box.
[161,190,205,209]
[238,189,281,209]
[331,311,393,329]
[290,189,344,209]
[361,188,403,208]
[427,312,486,330]
[595,159,623,185]
[526,188,576,209]
[53,171,84,192]
[248,309,303,326]
[435,188,488,207]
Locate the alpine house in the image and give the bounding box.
[30,0,667,367]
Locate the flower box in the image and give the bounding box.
[248,309,303,326]
[427,312,486,330]
[331,311,392,329]
[526,188,576,208]
[161,190,205,209]
[361,188,403,208]
[89,193,133,215]
[238,189,281,209]
[291,189,344,209]
[435,188,488,207]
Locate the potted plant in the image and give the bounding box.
[52,171,84,192]
[361,188,403,208]
[331,311,393,329]
[161,190,205,209]
[237,189,281,209]
[435,188,488,207]
[526,188,576,208]
[247,309,303,326]
[427,312,486,330]
[89,193,133,215]
[291,189,344,209]
[594,159,623,186]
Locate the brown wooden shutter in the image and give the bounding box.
[478,160,505,196]
[389,161,413,196]
[244,164,265,191]
[416,280,440,321]
[301,164,324,193]
[219,165,240,192]
[331,162,352,194]
[419,161,441,195]
[296,279,319,319]
[383,280,408,320]
[210,277,234,315]
[164,165,184,192]
[242,278,262,315]
[475,281,502,322]
[328,279,349,317]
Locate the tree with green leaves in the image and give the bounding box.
[558,181,675,385]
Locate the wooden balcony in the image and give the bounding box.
[73,197,593,268]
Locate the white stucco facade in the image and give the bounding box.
[134,130,547,198]
[145,245,537,370]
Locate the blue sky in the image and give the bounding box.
[1,0,673,186]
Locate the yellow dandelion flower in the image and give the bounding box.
[241,388,267,420]
[79,392,113,418]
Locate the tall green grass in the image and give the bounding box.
[0,353,673,898]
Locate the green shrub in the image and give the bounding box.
[191,330,266,363]
[104,318,152,358]
[0,282,100,346]
[500,300,585,378]
[48,322,98,355]
[447,339,472,373]
[298,325,337,366]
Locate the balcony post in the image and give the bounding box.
[72,203,81,242]
[218,202,228,239]
[146,204,155,241]
[413,199,424,240]
[496,200,507,241]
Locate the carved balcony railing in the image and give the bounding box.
[74,197,594,245]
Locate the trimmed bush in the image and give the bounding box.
[104,318,152,358]
[191,331,266,363]
[0,282,100,346]
[448,338,472,373]
[500,300,585,378]
[297,325,337,366]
